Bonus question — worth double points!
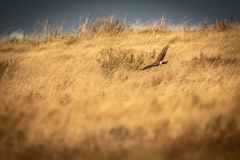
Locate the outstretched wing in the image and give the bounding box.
[155,45,169,64]
[140,63,158,70]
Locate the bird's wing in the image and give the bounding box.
[140,62,159,70]
[155,45,169,63]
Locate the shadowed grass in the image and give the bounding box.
[96,47,145,76]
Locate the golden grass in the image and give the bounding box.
[0,26,240,160]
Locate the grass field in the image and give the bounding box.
[1,16,240,160]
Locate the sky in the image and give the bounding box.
[1,0,240,33]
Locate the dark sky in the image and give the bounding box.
[1,0,240,33]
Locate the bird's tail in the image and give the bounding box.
[160,61,168,64]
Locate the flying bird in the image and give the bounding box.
[141,45,169,70]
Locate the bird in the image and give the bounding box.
[140,45,169,70]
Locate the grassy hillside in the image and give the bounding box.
[0,17,240,159]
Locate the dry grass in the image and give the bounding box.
[0,16,240,160]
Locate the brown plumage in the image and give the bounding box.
[141,45,170,70]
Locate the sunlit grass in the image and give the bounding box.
[0,15,240,160]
